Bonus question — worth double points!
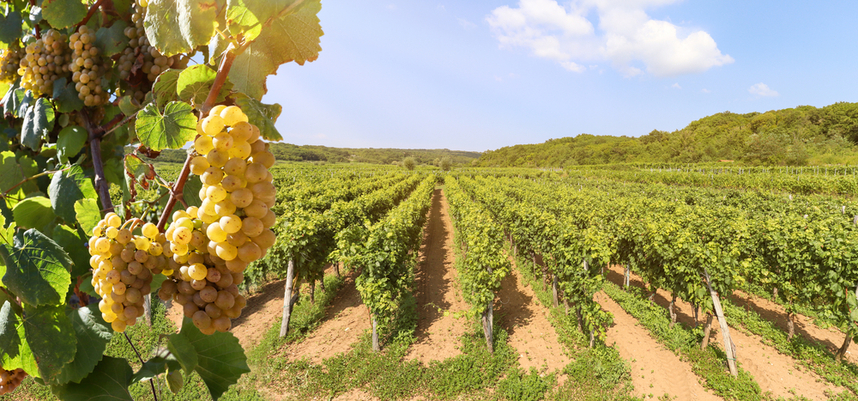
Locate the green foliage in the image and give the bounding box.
[476,103,858,167]
[402,156,416,170]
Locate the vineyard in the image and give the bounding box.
[0,1,857,400]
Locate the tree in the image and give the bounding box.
[440,156,452,171]
[402,156,416,170]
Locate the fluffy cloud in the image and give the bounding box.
[487,0,734,77]
[748,83,779,97]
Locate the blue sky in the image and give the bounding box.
[263,0,858,152]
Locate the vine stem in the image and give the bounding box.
[157,51,237,231]
[82,108,114,212]
[78,0,107,27]
[124,332,159,401]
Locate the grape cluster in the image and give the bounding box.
[68,26,109,107]
[0,365,26,395]
[90,213,167,333]
[158,105,277,333]
[17,29,69,96]
[117,1,189,101]
[0,45,21,83]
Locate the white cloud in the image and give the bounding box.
[487,0,733,77]
[701,88,710,93]
[671,83,681,89]
[748,82,779,97]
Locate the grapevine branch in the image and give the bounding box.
[157,51,237,231]
[78,0,107,27]
[81,108,114,212]
[124,332,159,401]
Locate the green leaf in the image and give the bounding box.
[21,98,55,151]
[12,196,56,232]
[0,10,22,49]
[225,0,308,43]
[2,229,72,306]
[0,151,26,196]
[94,21,130,57]
[52,77,85,113]
[0,300,39,377]
[17,89,33,119]
[23,303,76,383]
[42,0,88,29]
[53,225,90,278]
[124,155,150,182]
[166,329,198,372]
[143,0,220,57]
[152,69,181,108]
[183,174,203,208]
[176,64,232,106]
[57,126,88,163]
[216,0,322,99]
[49,166,98,224]
[74,199,101,236]
[170,317,249,400]
[17,155,39,195]
[55,305,113,385]
[51,356,134,401]
[135,101,197,151]
[233,93,282,140]
[130,348,181,384]
[118,96,141,117]
[1,81,22,116]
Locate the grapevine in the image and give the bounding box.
[17,29,69,96]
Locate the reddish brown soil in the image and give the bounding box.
[595,291,720,400]
[284,270,370,364]
[495,259,570,372]
[406,189,470,364]
[230,278,289,350]
[731,291,858,366]
[604,265,845,400]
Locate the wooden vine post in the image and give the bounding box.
[704,269,738,377]
[280,259,299,338]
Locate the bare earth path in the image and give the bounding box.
[406,188,470,364]
[605,265,844,400]
[594,291,721,401]
[495,259,570,372]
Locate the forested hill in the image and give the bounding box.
[143,144,482,165]
[475,102,858,167]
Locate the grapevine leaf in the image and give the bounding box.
[0,11,23,49]
[130,348,181,384]
[12,196,57,233]
[57,126,87,163]
[28,5,42,25]
[17,89,32,118]
[166,329,198,372]
[176,64,232,106]
[183,174,203,208]
[144,0,220,57]
[1,81,21,116]
[42,0,88,29]
[49,166,98,224]
[17,155,40,194]
[0,300,39,377]
[152,69,181,108]
[225,0,308,43]
[52,77,85,113]
[21,98,55,151]
[54,305,113,385]
[214,0,322,99]
[52,225,90,278]
[94,21,130,57]
[74,199,101,236]
[0,151,25,195]
[124,155,149,181]
[118,96,141,117]
[135,101,197,151]
[0,82,8,100]
[171,317,249,400]
[23,303,76,383]
[51,356,134,401]
[233,93,282,140]
[2,229,71,306]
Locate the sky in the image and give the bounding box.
[262,0,858,152]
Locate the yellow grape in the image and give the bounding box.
[261,210,277,228]
[230,122,253,141]
[194,135,214,155]
[94,237,111,253]
[244,200,269,219]
[201,167,224,185]
[190,156,210,175]
[142,223,159,239]
[250,139,266,154]
[219,215,242,234]
[106,213,122,228]
[230,188,253,208]
[215,200,237,216]
[210,104,227,116]
[212,132,234,151]
[221,175,245,192]
[229,141,252,159]
[251,151,276,168]
[206,185,228,203]
[173,210,191,221]
[206,149,228,167]
[223,158,246,176]
[188,263,208,281]
[201,115,225,136]
[237,242,261,263]
[254,229,276,249]
[170,242,189,256]
[206,222,228,243]
[246,125,261,143]
[245,163,267,183]
[241,217,263,237]
[219,106,247,126]
[215,242,238,261]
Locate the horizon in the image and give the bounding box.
[263,1,858,153]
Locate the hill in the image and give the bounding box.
[141,144,482,166]
[475,102,858,167]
